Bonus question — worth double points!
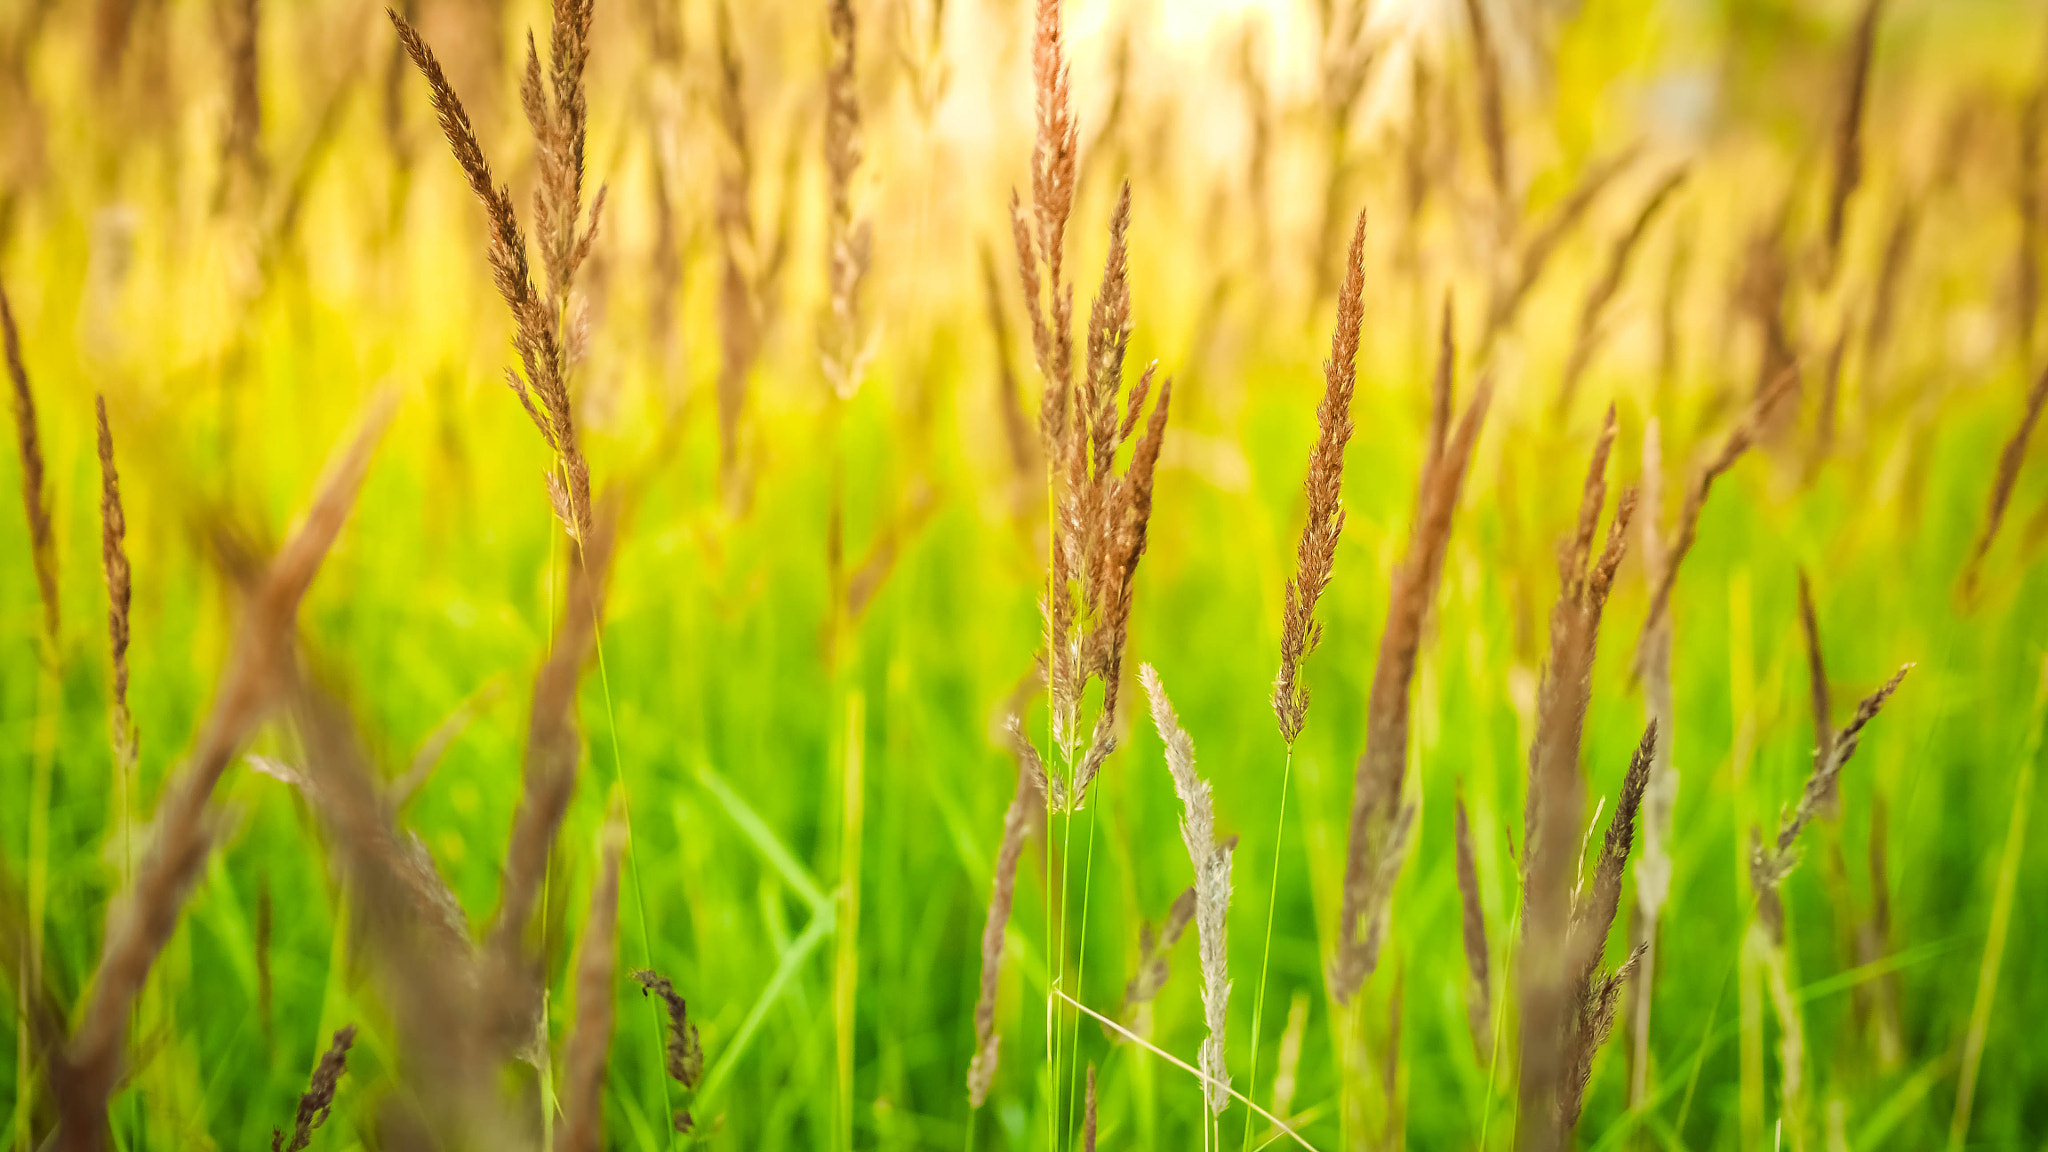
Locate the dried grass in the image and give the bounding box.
[1274,206,1366,746]
[1751,585,1911,940]
[487,496,620,983]
[634,968,706,1132]
[58,392,395,1146]
[1454,784,1491,1064]
[821,0,871,403]
[1462,0,1510,234]
[1140,664,1234,1115]
[712,2,792,502]
[1823,0,1884,282]
[390,2,596,540]
[1515,406,1637,1152]
[216,0,266,208]
[1009,0,1174,808]
[271,1025,355,1152]
[95,396,134,767]
[1960,363,2048,601]
[1115,886,1195,1034]
[1556,167,1687,415]
[968,718,1046,1106]
[1027,178,1173,808]
[1331,295,1492,1003]
[2,276,57,648]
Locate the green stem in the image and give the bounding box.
[1241,745,1295,1152]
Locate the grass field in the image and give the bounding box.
[4,0,2048,1147]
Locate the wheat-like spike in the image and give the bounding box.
[1961,363,2048,599]
[1572,725,1656,975]
[1560,944,1646,1136]
[1454,784,1492,1064]
[1549,726,1654,1140]
[1763,664,1912,878]
[711,0,759,493]
[1628,419,1673,1106]
[1750,646,1911,954]
[1069,369,1172,805]
[95,396,135,765]
[2,277,57,647]
[1637,367,1796,659]
[560,817,625,1152]
[983,241,1038,489]
[218,0,266,208]
[1030,0,1078,319]
[1142,665,1234,1115]
[60,392,395,1144]
[1462,0,1510,227]
[1824,0,1884,280]
[1864,195,1919,378]
[630,967,705,1132]
[969,718,1046,1105]
[1115,886,1195,1029]
[1557,167,1688,414]
[821,0,871,401]
[271,1025,355,1152]
[1275,207,1366,745]
[1332,304,1492,1003]
[1517,409,1635,1152]
[389,6,591,540]
[1742,207,1801,421]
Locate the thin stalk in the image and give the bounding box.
[1044,468,1059,1152]
[1063,797,1101,1148]
[1947,658,2048,1150]
[1063,992,1315,1150]
[1241,745,1295,1152]
[836,691,867,1152]
[587,575,680,1149]
[1478,902,1523,1150]
[22,659,57,1152]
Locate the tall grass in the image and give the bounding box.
[2,0,2048,1146]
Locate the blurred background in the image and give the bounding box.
[3,0,2048,1147]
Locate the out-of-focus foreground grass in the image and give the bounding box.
[3,0,2048,1147]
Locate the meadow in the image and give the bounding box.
[3,0,2048,1147]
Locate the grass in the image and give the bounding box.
[4,0,2048,1147]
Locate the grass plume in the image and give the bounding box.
[1331,293,1492,1002]
[1960,362,2048,600]
[58,391,394,1146]
[95,396,134,767]
[1274,206,1366,746]
[1454,784,1491,1064]
[634,968,707,1133]
[968,718,1046,1105]
[1141,663,1235,1115]
[1114,886,1195,1034]
[389,1,596,540]
[270,1024,355,1152]
[1515,405,1636,1152]
[1824,0,1884,281]
[2,276,56,648]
